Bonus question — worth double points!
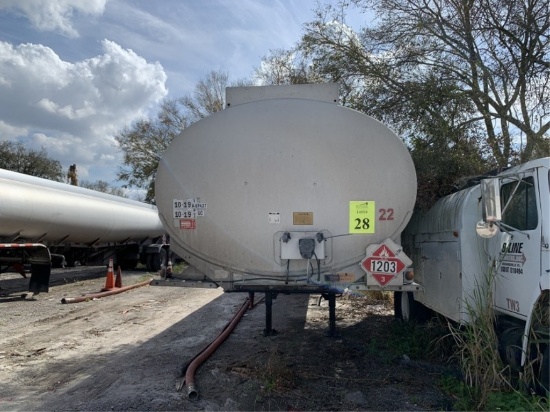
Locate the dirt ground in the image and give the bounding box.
[0,266,456,411]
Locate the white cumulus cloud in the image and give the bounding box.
[0,38,168,182]
[0,0,106,37]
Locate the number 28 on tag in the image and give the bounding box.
[349,201,375,234]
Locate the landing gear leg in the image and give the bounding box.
[263,291,278,336]
[323,292,339,337]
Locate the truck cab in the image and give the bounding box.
[484,159,549,325]
[401,157,549,394]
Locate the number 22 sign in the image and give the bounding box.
[349,201,375,234]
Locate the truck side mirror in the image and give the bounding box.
[481,178,502,222]
[476,178,501,239]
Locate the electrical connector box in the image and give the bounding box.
[299,238,316,259]
[280,232,326,260]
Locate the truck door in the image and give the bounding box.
[492,174,541,320]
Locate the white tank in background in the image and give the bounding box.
[0,168,164,244]
[0,169,168,293]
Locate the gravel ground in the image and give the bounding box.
[0,266,456,411]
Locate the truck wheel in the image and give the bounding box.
[146,249,167,272]
[497,326,523,372]
[538,345,549,397]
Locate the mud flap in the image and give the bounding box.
[29,264,51,294]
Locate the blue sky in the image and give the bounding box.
[0,0,369,193]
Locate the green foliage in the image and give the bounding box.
[261,348,294,394]
[446,269,507,409]
[443,270,549,409]
[364,316,450,362]
[439,375,547,411]
[0,141,63,181]
[410,132,492,210]
[388,319,447,360]
[115,98,187,203]
[273,0,550,207]
[339,0,548,164]
[115,70,252,202]
[387,294,548,410]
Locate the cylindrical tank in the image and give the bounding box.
[155,84,416,290]
[0,169,164,244]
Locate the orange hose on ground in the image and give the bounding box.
[61,279,152,304]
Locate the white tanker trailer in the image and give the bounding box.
[152,84,420,335]
[0,168,168,294]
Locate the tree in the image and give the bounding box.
[181,70,252,123]
[0,141,63,181]
[282,0,550,208]
[80,180,127,197]
[115,98,187,203]
[301,0,549,167]
[181,70,227,123]
[116,70,251,203]
[254,48,321,85]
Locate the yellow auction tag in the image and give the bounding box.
[349,201,375,234]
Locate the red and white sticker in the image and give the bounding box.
[179,218,196,230]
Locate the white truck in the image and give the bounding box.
[399,157,549,394]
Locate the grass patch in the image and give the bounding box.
[388,317,450,360]
[380,290,547,411]
[439,375,547,411]
[445,269,511,409]
[260,348,294,394]
[443,269,549,410]
[363,315,451,363]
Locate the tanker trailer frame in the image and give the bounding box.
[0,243,51,294]
[0,168,168,295]
[151,83,422,336]
[47,235,169,271]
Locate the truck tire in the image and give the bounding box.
[537,345,549,397]
[497,326,523,372]
[146,248,167,272]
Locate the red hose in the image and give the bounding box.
[185,299,250,400]
[61,279,152,304]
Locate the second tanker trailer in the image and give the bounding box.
[153,83,420,334]
[0,169,168,294]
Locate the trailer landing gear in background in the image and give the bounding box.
[261,291,339,338]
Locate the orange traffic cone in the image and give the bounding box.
[102,259,115,291]
[166,259,173,279]
[115,267,123,288]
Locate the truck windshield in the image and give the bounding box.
[500,177,538,231]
